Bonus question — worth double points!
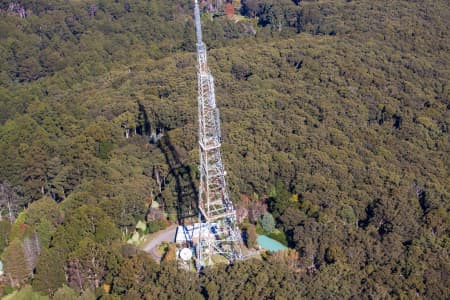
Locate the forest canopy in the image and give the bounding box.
[0,0,449,299]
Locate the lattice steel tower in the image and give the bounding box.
[194,0,242,268]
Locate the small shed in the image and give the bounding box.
[225,2,234,18]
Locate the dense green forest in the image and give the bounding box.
[0,0,449,298]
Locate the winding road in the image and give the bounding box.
[142,225,177,262]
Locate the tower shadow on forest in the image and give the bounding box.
[137,102,151,136]
[157,134,198,225]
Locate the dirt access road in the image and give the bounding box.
[142,225,177,262]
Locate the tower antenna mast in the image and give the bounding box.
[194,0,242,269]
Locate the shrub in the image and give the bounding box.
[261,212,275,233]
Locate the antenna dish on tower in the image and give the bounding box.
[180,248,193,261]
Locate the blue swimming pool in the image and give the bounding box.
[257,235,288,252]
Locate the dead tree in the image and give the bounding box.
[0,181,20,223]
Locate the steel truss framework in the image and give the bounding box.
[194,0,242,269]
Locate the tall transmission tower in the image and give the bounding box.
[194,0,242,269]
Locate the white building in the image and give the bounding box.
[175,223,216,246]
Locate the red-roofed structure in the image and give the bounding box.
[225,2,234,17]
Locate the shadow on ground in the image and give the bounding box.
[157,134,198,225]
